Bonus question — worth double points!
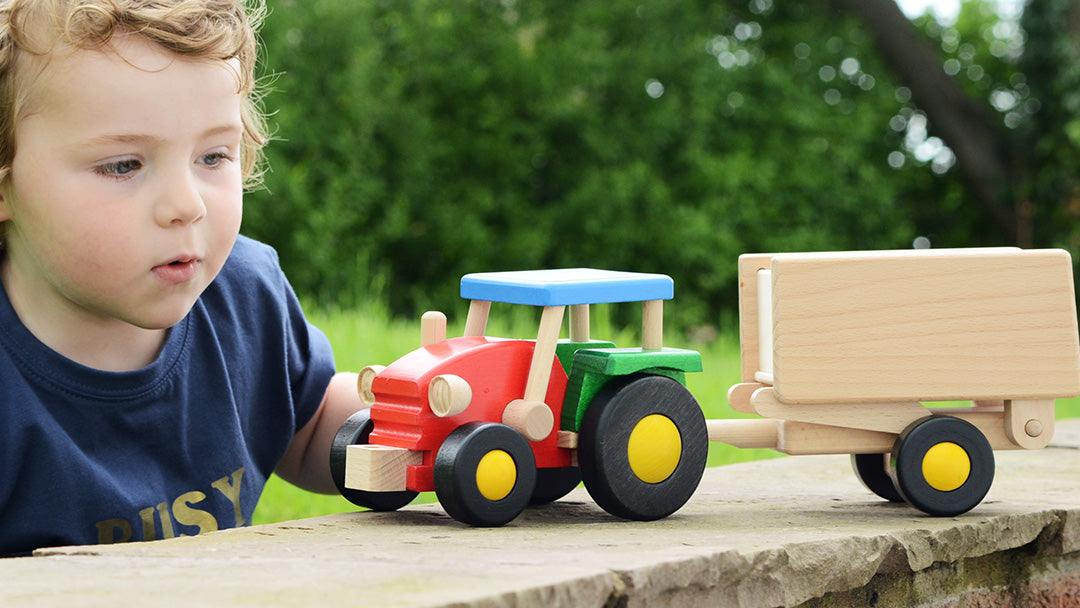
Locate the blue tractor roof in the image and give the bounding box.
[460,268,674,306]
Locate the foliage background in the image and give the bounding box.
[243,0,978,329]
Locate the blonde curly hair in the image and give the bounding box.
[0,0,268,188]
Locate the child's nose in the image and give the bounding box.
[154,170,207,227]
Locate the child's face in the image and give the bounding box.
[0,35,244,332]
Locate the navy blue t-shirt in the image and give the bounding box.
[0,236,335,556]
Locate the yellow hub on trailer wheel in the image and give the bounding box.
[921,442,971,492]
[475,449,517,501]
[627,414,682,484]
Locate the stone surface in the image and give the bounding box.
[2,420,1080,608]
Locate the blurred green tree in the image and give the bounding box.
[839,0,1080,251]
[246,0,1066,329]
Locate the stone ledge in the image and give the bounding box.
[3,420,1080,608]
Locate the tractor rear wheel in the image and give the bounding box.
[578,374,707,521]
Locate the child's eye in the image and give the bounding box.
[199,151,236,168]
[93,158,142,179]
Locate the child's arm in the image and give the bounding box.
[275,372,363,494]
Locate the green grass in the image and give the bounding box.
[251,302,1080,525]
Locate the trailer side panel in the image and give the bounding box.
[770,248,1080,404]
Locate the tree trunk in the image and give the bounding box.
[832,0,1021,244]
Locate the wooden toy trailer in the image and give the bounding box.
[708,248,1080,516]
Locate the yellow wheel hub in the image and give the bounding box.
[627,414,682,484]
[921,442,971,492]
[475,450,517,501]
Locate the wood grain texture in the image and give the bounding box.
[1004,399,1054,449]
[775,421,896,455]
[642,300,664,350]
[523,305,565,403]
[751,387,926,434]
[768,249,1080,404]
[345,445,423,492]
[706,418,778,449]
[463,300,491,337]
[502,398,555,442]
[725,382,766,414]
[737,254,774,384]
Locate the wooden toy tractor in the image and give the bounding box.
[330,269,708,526]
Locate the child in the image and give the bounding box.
[0,0,363,556]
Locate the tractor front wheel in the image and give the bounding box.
[434,422,537,526]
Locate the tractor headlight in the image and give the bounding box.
[429,374,472,417]
[357,365,386,407]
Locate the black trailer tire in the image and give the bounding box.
[890,416,994,517]
[434,422,537,526]
[578,374,708,521]
[330,409,419,512]
[851,453,904,503]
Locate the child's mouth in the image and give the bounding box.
[152,258,199,284]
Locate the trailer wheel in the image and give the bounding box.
[851,453,904,503]
[890,416,995,517]
[578,374,708,521]
[330,409,419,511]
[434,422,537,526]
